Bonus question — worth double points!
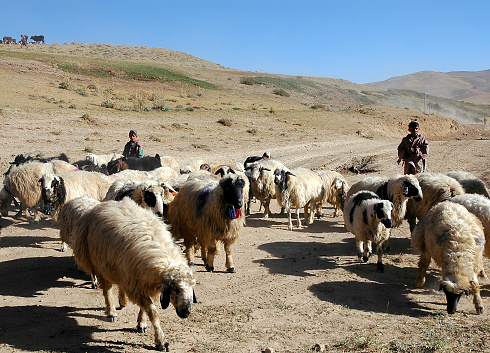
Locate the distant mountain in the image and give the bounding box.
[366,70,490,105]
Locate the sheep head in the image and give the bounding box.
[39,174,66,208]
[160,266,197,319]
[372,200,393,228]
[402,175,423,202]
[439,280,470,314]
[220,174,245,210]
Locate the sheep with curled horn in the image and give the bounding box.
[166,172,246,273]
[273,166,323,230]
[343,190,394,272]
[70,197,197,351]
[411,201,485,315]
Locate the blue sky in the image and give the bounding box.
[3,1,489,84]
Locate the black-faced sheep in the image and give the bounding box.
[405,172,465,231]
[445,170,490,198]
[314,170,350,218]
[107,155,162,175]
[346,174,422,228]
[450,194,490,259]
[1,160,78,220]
[243,151,271,169]
[343,190,394,272]
[71,198,197,351]
[167,173,246,272]
[411,201,485,314]
[274,167,323,230]
[214,167,250,215]
[39,171,112,220]
[110,180,177,218]
[247,159,285,218]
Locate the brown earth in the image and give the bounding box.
[1,45,490,353]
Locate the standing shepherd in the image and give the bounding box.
[397,121,429,174]
[20,35,28,48]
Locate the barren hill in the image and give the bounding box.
[367,69,490,104]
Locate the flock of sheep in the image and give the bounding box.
[1,150,489,350]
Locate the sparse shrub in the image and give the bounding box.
[273,88,290,97]
[153,105,172,111]
[217,118,232,127]
[51,131,62,135]
[87,83,97,90]
[59,81,70,89]
[68,104,76,109]
[240,77,256,85]
[311,104,325,110]
[101,100,114,108]
[247,128,257,135]
[185,106,194,111]
[84,146,94,153]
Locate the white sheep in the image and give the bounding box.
[71,198,197,351]
[85,153,123,167]
[411,201,485,314]
[445,170,490,198]
[273,166,323,230]
[343,190,394,272]
[1,160,78,220]
[450,194,490,259]
[159,155,180,174]
[247,159,285,218]
[314,170,350,218]
[406,172,465,231]
[180,159,205,174]
[167,173,246,272]
[346,174,422,228]
[146,166,179,183]
[57,197,101,288]
[40,171,112,220]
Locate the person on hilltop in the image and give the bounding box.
[122,130,145,158]
[397,121,428,174]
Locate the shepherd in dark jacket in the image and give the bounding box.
[397,121,428,174]
[122,130,145,158]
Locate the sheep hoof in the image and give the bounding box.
[188,262,194,267]
[156,342,170,351]
[477,306,484,314]
[226,267,236,273]
[205,265,214,272]
[137,326,147,333]
[377,262,384,273]
[92,282,98,289]
[362,254,370,263]
[108,314,117,322]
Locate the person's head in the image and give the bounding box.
[408,121,419,136]
[129,130,138,142]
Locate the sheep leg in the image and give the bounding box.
[136,308,148,333]
[415,252,431,287]
[118,286,128,308]
[263,199,270,218]
[376,241,385,273]
[287,209,294,230]
[224,241,235,273]
[471,280,484,314]
[305,204,313,225]
[184,239,196,267]
[200,244,207,265]
[356,239,364,262]
[142,298,169,351]
[205,241,217,272]
[295,208,302,228]
[99,277,117,322]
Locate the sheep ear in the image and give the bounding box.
[160,281,171,309]
[193,289,198,303]
[261,167,271,172]
[286,171,296,177]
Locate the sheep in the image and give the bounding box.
[85,153,123,167]
[71,198,197,351]
[314,170,350,218]
[450,194,490,259]
[445,170,490,198]
[107,155,162,175]
[214,166,250,215]
[110,179,177,218]
[411,201,485,314]
[40,171,112,220]
[247,159,285,217]
[343,190,394,272]
[273,166,324,230]
[346,174,422,228]
[159,155,180,174]
[146,166,179,183]
[209,160,245,173]
[180,159,204,174]
[1,161,78,220]
[167,172,246,272]
[405,172,465,231]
